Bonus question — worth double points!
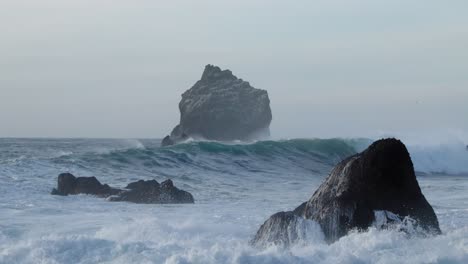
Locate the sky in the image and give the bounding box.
[1,0,467,140]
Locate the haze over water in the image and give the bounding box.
[1,1,468,263]
[1,1,467,139]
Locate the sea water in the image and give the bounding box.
[0,138,467,264]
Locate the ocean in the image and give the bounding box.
[0,138,467,264]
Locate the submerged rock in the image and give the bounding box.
[252,138,441,246]
[51,173,194,204]
[161,64,272,146]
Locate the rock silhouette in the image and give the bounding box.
[162,64,272,146]
[51,173,194,204]
[252,138,441,246]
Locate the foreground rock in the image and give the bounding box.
[51,173,194,204]
[252,138,441,246]
[162,64,272,146]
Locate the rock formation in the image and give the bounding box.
[109,179,194,204]
[162,64,272,146]
[252,138,441,246]
[51,173,194,204]
[51,173,120,197]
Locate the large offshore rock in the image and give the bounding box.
[252,138,441,246]
[51,173,194,204]
[162,64,272,146]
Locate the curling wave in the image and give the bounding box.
[47,138,468,175]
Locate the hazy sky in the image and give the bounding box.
[1,0,467,140]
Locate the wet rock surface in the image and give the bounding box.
[51,173,194,204]
[110,179,194,204]
[51,173,119,197]
[252,138,441,246]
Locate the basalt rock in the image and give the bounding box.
[161,136,175,147]
[51,173,194,204]
[109,179,194,204]
[161,64,272,146]
[251,211,325,248]
[252,138,441,246]
[51,173,120,197]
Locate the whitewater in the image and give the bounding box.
[0,138,467,264]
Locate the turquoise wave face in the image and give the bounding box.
[49,138,365,175]
[170,138,360,157]
[2,137,466,190]
[1,140,467,263]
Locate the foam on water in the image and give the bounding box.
[0,138,467,263]
[1,202,467,264]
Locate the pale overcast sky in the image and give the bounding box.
[1,0,467,140]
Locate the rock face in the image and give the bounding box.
[162,64,272,146]
[51,173,194,204]
[252,138,441,246]
[251,211,324,248]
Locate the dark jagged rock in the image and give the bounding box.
[162,64,272,146]
[51,174,194,204]
[161,136,175,147]
[252,138,441,246]
[125,179,159,190]
[110,179,194,204]
[51,173,119,197]
[159,179,195,203]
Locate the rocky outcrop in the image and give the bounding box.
[109,179,194,204]
[51,173,120,197]
[162,64,272,146]
[51,173,194,204]
[252,138,441,246]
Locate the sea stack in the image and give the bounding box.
[252,138,441,246]
[161,64,272,146]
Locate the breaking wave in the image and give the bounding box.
[48,138,468,175]
[1,138,467,263]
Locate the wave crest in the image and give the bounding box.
[48,138,468,175]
